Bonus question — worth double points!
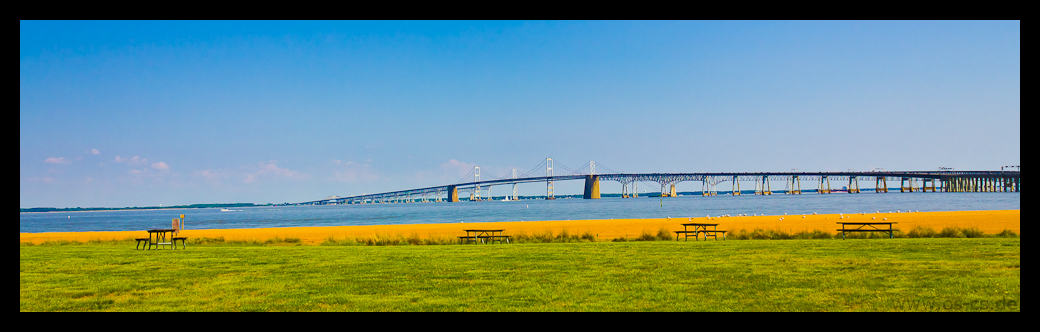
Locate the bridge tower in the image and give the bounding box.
[546,158,555,200]
[471,167,482,201]
[512,168,518,201]
[732,176,741,195]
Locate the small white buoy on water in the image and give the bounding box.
[68,216,71,219]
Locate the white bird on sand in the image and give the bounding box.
[883,218,888,220]
[872,217,876,220]
[802,216,805,218]
[813,212,817,215]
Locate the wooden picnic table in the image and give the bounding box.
[837,222,898,239]
[676,223,726,241]
[460,229,510,244]
[138,229,187,250]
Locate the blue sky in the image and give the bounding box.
[20,21,1020,208]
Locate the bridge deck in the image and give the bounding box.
[294,171,1019,205]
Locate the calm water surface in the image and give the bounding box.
[20,192,1019,233]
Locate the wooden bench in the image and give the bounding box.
[674,231,698,241]
[458,235,511,244]
[701,230,727,241]
[172,237,188,249]
[135,238,150,250]
[675,230,727,241]
[481,235,510,244]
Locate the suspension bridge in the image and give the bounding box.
[292,159,1020,205]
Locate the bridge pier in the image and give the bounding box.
[755,176,772,195]
[818,176,830,194]
[448,185,459,202]
[583,175,600,199]
[787,176,802,194]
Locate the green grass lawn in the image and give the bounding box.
[20,238,1020,311]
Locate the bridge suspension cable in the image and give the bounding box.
[519,159,547,178]
[553,160,580,175]
[595,163,623,174]
[454,167,476,184]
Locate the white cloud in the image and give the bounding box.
[331,161,379,183]
[115,156,147,164]
[441,159,477,178]
[90,149,100,155]
[192,169,227,184]
[243,161,306,183]
[44,157,68,164]
[151,162,170,170]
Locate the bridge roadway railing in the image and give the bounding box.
[294,171,1019,205]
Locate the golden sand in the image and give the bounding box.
[19,210,1019,245]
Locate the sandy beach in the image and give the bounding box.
[19,209,1019,245]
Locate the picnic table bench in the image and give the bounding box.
[460,229,510,244]
[675,223,727,241]
[837,222,898,239]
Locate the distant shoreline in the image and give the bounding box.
[19,203,271,214]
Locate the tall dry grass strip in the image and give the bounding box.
[20,209,1019,245]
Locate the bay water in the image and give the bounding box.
[20,192,1019,233]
